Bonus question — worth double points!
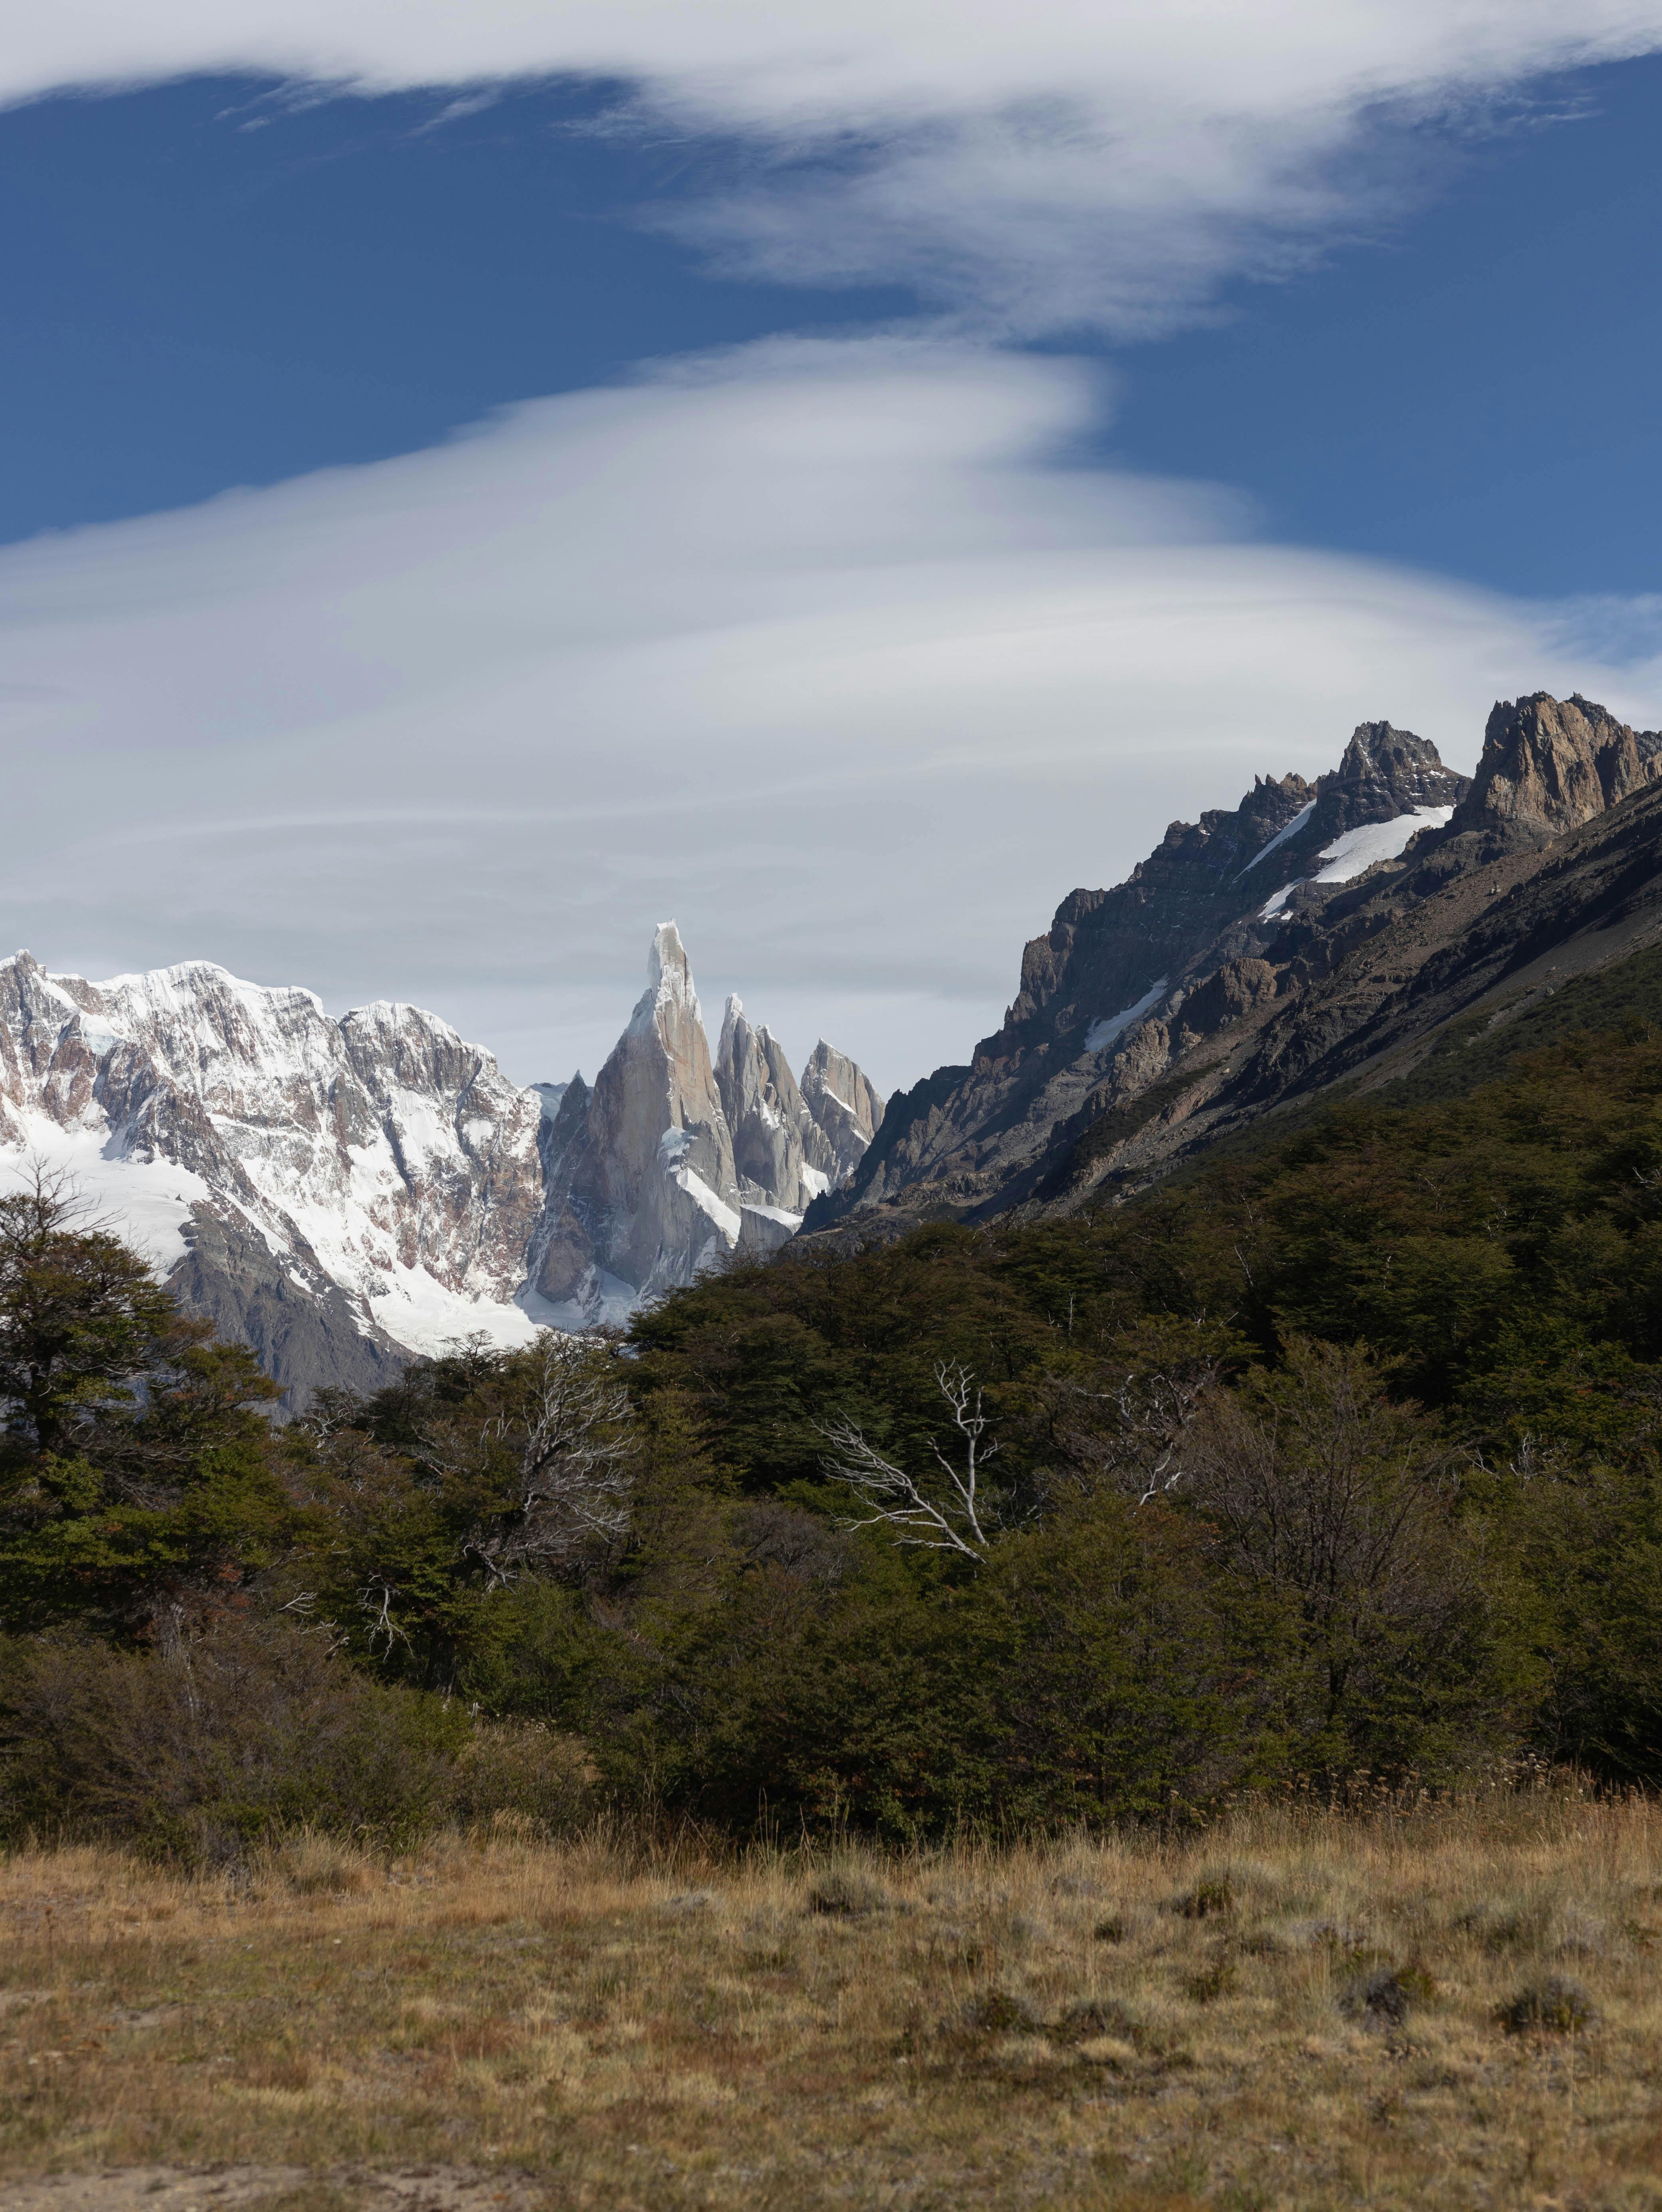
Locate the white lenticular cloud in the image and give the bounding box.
[1,339,1655,1092]
[8,3,1662,332]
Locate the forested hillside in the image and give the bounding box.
[6,981,1662,1850]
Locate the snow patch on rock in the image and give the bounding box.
[1239,800,1316,877]
[1258,881,1300,920]
[1315,805,1454,883]
[1085,979,1168,1056]
[1258,806,1454,921]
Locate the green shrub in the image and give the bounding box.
[0,1616,589,1860]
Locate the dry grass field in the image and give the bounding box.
[3,1789,1662,2212]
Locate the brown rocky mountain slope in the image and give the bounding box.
[802,691,1662,1242]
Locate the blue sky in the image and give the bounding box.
[1118,56,1662,599]
[2,7,1661,1088]
[6,59,1660,597]
[0,77,910,543]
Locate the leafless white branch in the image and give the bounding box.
[819,1361,999,1561]
[466,1333,636,1587]
[1050,1345,1222,1506]
[360,1575,410,1653]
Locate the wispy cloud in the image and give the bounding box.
[7,11,1662,1085]
[2,340,1654,1088]
[9,3,1662,333]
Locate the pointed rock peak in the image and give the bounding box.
[1337,720,1413,778]
[648,919,690,995]
[1329,722,1465,806]
[1296,719,1468,847]
[799,1040,886,1142]
[630,920,703,1037]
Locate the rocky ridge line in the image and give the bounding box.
[808,719,1470,1230]
[803,692,1662,1243]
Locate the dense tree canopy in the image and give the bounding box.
[0,1174,287,1641]
[7,1021,1662,1846]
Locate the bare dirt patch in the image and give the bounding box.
[2,2168,550,2212]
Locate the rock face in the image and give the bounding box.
[533,925,743,1320]
[801,693,1662,1247]
[0,953,546,1398]
[814,719,1468,1226]
[799,1040,885,1186]
[529,925,885,1322]
[717,998,819,1215]
[712,1007,888,1243]
[1451,693,1662,847]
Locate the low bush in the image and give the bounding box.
[0,1615,592,1860]
[1340,1965,1435,2027]
[1497,1975,1597,2035]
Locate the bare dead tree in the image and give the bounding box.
[463,1332,636,1587]
[1043,1323,1227,1507]
[360,1574,412,1654]
[819,1362,1000,1561]
[0,1154,105,1238]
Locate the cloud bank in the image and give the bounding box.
[12,2,1662,333]
[4,340,1656,1092]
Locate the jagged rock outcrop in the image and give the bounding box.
[716,998,818,1217]
[1307,721,1465,835]
[810,718,1468,1228]
[532,925,885,1315]
[798,692,1662,1248]
[0,953,545,1399]
[533,924,742,1320]
[799,1040,885,1185]
[713,1009,889,1247]
[1172,957,1280,1046]
[1450,693,1662,848]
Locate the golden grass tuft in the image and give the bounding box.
[4,1788,1662,2207]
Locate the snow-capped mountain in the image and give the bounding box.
[0,953,547,1394]
[0,932,883,1398]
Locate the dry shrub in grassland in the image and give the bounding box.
[805,1863,893,1917]
[1049,1995,1143,2046]
[1339,1963,1436,2027]
[1497,1973,1598,2034]
[1172,1873,1237,1919]
[445,1716,593,1834]
[270,1828,377,1896]
[1169,1859,1281,1918]
[965,1989,1043,2033]
[0,1617,593,1860]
